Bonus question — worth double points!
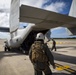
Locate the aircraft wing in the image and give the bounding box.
[20,5,76,30]
[0,27,9,32]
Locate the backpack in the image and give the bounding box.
[31,41,48,62]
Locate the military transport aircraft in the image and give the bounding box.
[0,0,76,53]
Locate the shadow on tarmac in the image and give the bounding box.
[0,50,24,60]
[52,52,76,64]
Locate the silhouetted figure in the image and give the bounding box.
[51,39,56,51]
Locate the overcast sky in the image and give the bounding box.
[0,0,73,39]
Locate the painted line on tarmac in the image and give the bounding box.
[49,42,76,44]
[55,63,76,75]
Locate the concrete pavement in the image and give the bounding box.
[0,39,76,75]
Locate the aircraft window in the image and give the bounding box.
[19,26,27,29]
[19,22,28,29]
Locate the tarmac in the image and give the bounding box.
[0,39,76,75]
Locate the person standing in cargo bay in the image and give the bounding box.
[29,33,55,75]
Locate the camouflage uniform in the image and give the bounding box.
[29,40,55,75]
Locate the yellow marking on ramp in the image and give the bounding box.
[56,65,70,71]
[64,65,70,68]
[56,67,63,71]
[55,63,76,74]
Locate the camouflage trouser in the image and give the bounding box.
[34,65,52,75]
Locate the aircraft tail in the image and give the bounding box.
[69,0,76,17]
[69,0,76,35]
[9,0,20,38]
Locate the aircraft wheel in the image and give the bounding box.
[4,46,10,52]
[8,48,11,51]
[4,46,7,51]
[25,50,29,55]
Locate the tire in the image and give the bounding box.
[4,46,11,51]
[4,46,7,51]
[8,48,11,51]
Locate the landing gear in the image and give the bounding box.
[4,46,10,52]
[4,41,10,52]
[5,46,7,51]
[19,47,29,54]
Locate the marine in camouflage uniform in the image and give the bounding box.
[29,33,55,75]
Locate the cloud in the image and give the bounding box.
[44,1,66,13]
[0,0,10,28]
[0,0,11,9]
[20,0,48,8]
[0,0,66,28]
[20,0,66,13]
[0,13,9,27]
